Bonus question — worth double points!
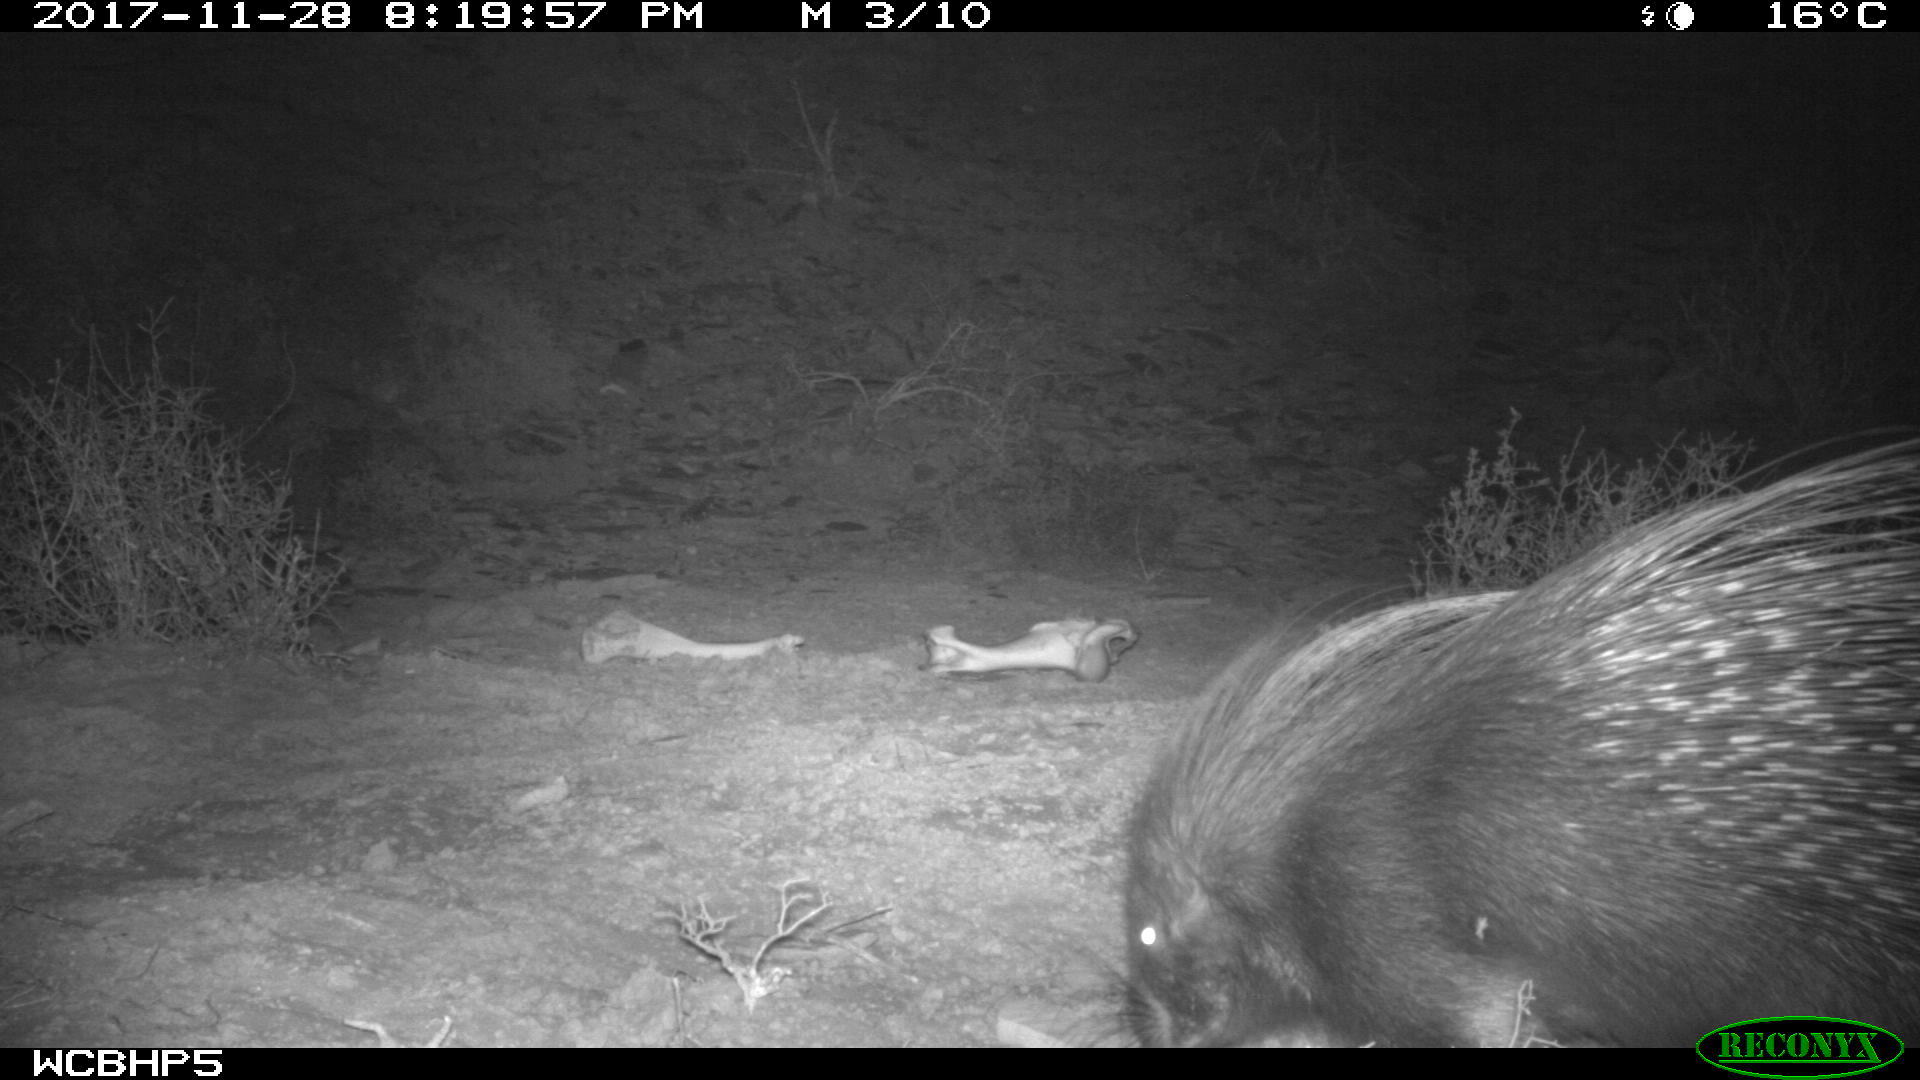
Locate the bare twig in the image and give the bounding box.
[344,1015,453,1048]
[665,879,833,1013]
[792,82,840,200]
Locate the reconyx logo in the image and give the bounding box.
[1697,1017,1903,1079]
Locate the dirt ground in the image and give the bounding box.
[5,567,1270,1047]
[1,35,1912,1047]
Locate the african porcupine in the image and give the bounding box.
[1125,442,1920,1047]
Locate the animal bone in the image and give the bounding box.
[582,609,803,664]
[924,618,1137,683]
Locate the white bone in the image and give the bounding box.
[581,609,803,664]
[923,618,1137,683]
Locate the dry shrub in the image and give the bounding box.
[0,323,339,653]
[1418,413,1750,594]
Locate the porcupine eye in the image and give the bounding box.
[1128,918,1193,1045]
